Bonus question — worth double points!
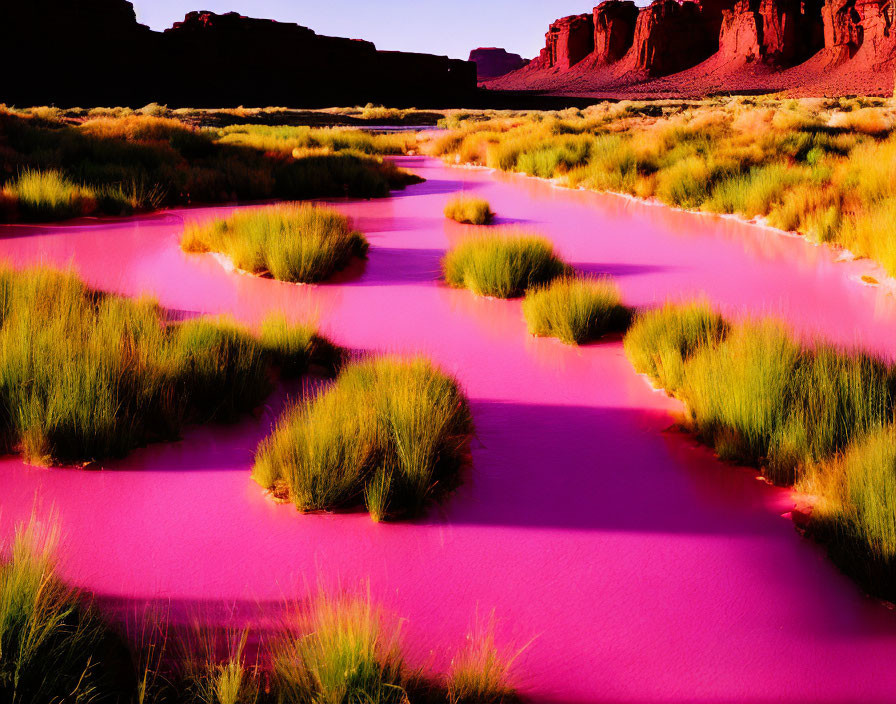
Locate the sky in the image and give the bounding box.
[129,1,594,61]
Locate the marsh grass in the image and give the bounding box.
[625,302,896,597]
[442,231,569,299]
[626,304,895,484]
[522,276,630,344]
[799,426,896,598]
[427,99,896,278]
[0,518,121,704]
[271,590,410,704]
[0,266,335,466]
[1,169,97,221]
[0,110,421,223]
[182,204,369,283]
[444,196,495,225]
[253,356,473,521]
[447,615,520,704]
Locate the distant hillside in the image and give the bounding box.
[0,1,476,107]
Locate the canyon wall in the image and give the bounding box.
[0,1,476,107]
[499,0,895,94]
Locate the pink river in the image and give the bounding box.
[3,157,896,703]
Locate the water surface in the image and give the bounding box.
[3,158,896,703]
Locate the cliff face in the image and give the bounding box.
[0,2,476,107]
[469,48,529,78]
[495,0,895,93]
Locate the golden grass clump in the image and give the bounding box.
[253,356,473,522]
[523,276,630,345]
[182,204,369,284]
[444,195,495,225]
[442,231,570,299]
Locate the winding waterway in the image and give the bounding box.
[3,157,896,703]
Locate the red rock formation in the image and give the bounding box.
[717,0,822,65]
[618,0,720,75]
[822,0,896,64]
[469,48,529,78]
[539,14,596,69]
[593,1,639,63]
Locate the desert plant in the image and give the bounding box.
[442,231,569,298]
[447,616,519,704]
[182,204,369,283]
[270,590,409,704]
[0,518,121,703]
[444,196,495,225]
[522,276,630,344]
[253,356,473,521]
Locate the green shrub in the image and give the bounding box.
[182,204,369,284]
[444,196,495,225]
[253,356,473,521]
[522,276,630,345]
[442,231,569,299]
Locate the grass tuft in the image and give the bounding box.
[253,356,473,521]
[271,590,409,704]
[448,615,519,704]
[442,231,569,299]
[182,204,369,284]
[444,196,495,225]
[523,276,630,344]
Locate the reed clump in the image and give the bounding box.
[442,231,569,299]
[253,356,473,522]
[444,196,495,225]
[626,302,896,599]
[523,276,630,344]
[182,204,369,283]
[0,265,337,466]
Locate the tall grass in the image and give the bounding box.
[271,590,409,704]
[444,196,495,225]
[427,98,896,278]
[442,231,569,299]
[253,356,473,521]
[447,615,519,704]
[0,110,421,223]
[523,276,630,344]
[626,304,894,485]
[1,169,97,221]
[3,518,518,702]
[0,518,120,704]
[182,204,369,283]
[626,302,896,598]
[0,266,336,466]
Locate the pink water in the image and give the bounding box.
[3,157,896,703]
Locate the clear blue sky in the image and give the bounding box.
[130,1,595,60]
